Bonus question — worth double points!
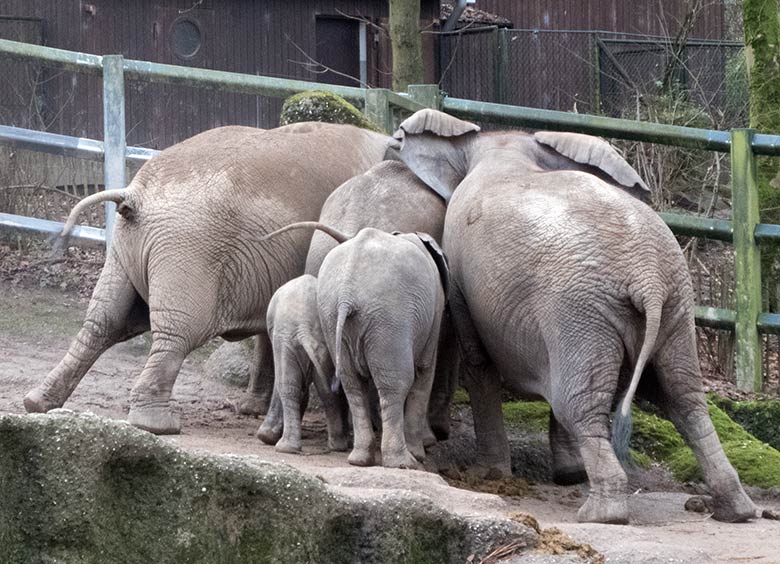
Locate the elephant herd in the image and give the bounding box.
[23,109,758,524]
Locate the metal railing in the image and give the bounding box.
[0,38,778,393]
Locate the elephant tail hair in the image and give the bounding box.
[612,294,664,465]
[51,188,132,256]
[259,222,352,245]
[332,302,351,394]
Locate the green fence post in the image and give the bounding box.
[732,128,763,392]
[102,54,126,252]
[406,84,441,109]
[364,89,394,134]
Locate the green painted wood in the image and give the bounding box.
[758,313,780,335]
[385,90,426,114]
[659,212,733,242]
[101,55,125,252]
[406,84,441,110]
[442,97,733,151]
[122,59,365,102]
[364,89,394,134]
[0,38,102,74]
[732,128,763,392]
[695,306,736,330]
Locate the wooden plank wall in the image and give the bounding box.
[0,0,438,149]
[475,0,725,39]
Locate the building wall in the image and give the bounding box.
[475,0,725,39]
[0,0,439,148]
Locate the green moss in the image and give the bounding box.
[711,395,780,451]
[630,401,780,488]
[452,388,470,405]
[501,401,551,433]
[629,449,653,470]
[279,90,382,132]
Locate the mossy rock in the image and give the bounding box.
[631,401,780,488]
[279,90,382,132]
[0,411,535,564]
[710,396,780,451]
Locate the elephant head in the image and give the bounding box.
[391,109,650,202]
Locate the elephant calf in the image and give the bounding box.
[263,222,448,469]
[261,275,349,454]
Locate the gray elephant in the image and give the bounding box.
[265,274,348,453]
[267,222,448,468]
[257,160,457,446]
[24,123,391,434]
[393,109,757,523]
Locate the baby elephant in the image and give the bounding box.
[263,274,349,453]
[265,223,448,469]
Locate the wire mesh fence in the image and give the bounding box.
[439,28,748,130]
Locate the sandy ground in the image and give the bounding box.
[1,282,780,563]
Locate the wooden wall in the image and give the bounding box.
[0,0,439,148]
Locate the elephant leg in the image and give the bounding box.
[406,363,436,462]
[549,412,587,485]
[127,307,201,434]
[310,363,349,452]
[375,367,417,470]
[256,391,283,445]
[449,286,511,476]
[274,346,306,454]
[237,333,274,415]
[25,251,149,413]
[342,371,377,467]
[427,311,458,441]
[651,325,758,522]
[551,335,628,524]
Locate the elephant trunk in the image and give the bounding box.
[259,221,352,245]
[52,188,131,256]
[611,295,663,465]
[331,302,351,394]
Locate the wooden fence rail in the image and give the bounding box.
[1,38,779,392]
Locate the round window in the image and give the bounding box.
[171,18,202,59]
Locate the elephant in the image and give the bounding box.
[264,222,448,469]
[265,274,348,453]
[23,122,391,434]
[392,109,757,523]
[256,160,457,446]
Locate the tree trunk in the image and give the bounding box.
[743,0,780,275]
[389,0,423,91]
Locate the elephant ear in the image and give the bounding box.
[533,131,650,200]
[415,232,450,300]
[391,109,480,202]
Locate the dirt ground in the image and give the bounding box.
[1,276,780,563]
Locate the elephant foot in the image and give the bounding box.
[255,421,282,445]
[711,490,758,523]
[127,406,181,435]
[383,449,421,470]
[422,426,437,448]
[429,418,450,441]
[348,447,377,467]
[552,466,589,486]
[235,393,270,416]
[23,387,63,413]
[328,434,349,452]
[577,494,629,524]
[408,442,426,463]
[275,438,302,454]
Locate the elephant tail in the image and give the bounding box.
[612,294,664,465]
[259,222,352,245]
[52,188,132,255]
[332,302,351,394]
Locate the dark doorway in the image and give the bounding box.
[315,17,360,87]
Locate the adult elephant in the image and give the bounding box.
[392,109,757,524]
[24,123,391,434]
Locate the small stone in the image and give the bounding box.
[684,495,713,513]
[762,508,780,520]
